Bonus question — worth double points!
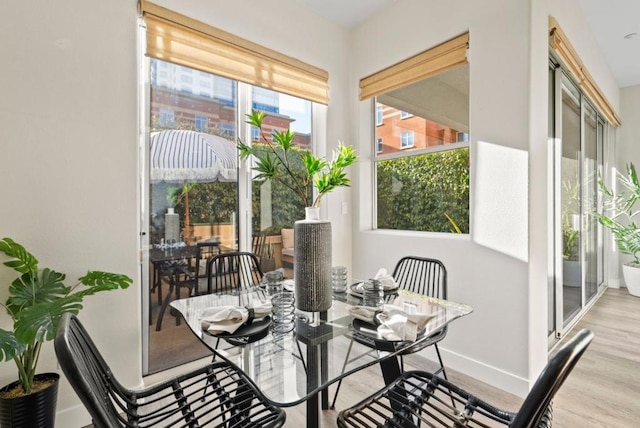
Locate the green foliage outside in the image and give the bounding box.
[173,181,238,225]
[377,148,470,233]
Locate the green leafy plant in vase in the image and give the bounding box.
[237,110,357,210]
[0,237,132,398]
[595,163,640,296]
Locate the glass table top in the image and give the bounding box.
[170,286,473,407]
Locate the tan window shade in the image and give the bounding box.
[359,33,469,101]
[140,1,329,104]
[549,17,622,127]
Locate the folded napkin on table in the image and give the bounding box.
[349,303,435,342]
[374,268,398,290]
[200,302,272,335]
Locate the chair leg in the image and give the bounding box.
[155,278,176,331]
[434,343,448,380]
[330,337,355,409]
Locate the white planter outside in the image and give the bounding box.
[622,263,640,297]
[562,260,581,288]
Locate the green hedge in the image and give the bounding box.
[377,148,469,233]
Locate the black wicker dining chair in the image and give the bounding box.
[331,256,448,408]
[337,328,593,428]
[206,251,263,294]
[54,313,286,428]
[155,240,220,331]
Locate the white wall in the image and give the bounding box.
[0,0,351,426]
[0,1,140,425]
[350,0,621,396]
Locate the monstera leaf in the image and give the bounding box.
[14,297,84,345]
[0,329,24,362]
[6,268,68,315]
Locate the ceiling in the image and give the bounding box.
[296,0,640,88]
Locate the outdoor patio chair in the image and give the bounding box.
[332,256,448,408]
[155,240,220,331]
[54,313,286,428]
[337,328,594,428]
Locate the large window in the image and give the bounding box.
[141,1,328,376]
[374,64,470,233]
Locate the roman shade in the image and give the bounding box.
[140,1,329,104]
[359,32,469,101]
[549,16,622,126]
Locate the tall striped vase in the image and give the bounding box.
[294,207,332,312]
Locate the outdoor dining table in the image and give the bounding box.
[170,285,473,428]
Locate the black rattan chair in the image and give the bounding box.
[54,313,286,428]
[332,256,448,408]
[206,251,263,294]
[337,328,593,428]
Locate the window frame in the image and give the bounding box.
[400,131,415,149]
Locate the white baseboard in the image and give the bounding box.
[414,346,531,398]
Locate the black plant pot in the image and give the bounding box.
[0,373,59,428]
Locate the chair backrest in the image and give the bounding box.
[392,256,447,299]
[206,251,263,293]
[54,313,131,427]
[252,234,266,259]
[194,240,220,279]
[511,328,594,427]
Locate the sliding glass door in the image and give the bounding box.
[550,68,606,340]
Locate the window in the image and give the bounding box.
[159,109,175,127]
[250,87,311,240]
[195,115,208,131]
[400,131,414,148]
[456,132,469,142]
[376,106,383,125]
[374,64,470,233]
[400,111,413,119]
[218,123,235,139]
[141,2,327,376]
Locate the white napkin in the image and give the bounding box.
[200,302,272,334]
[374,268,399,291]
[349,303,435,342]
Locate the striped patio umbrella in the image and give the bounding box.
[150,130,237,184]
[150,130,238,240]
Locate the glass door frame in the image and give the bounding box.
[550,65,607,342]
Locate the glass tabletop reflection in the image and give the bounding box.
[170,287,472,408]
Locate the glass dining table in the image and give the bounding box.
[171,285,473,428]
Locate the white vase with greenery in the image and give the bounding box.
[238,110,357,310]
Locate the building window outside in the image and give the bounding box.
[195,115,208,131]
[456,132,469,142]
[218,123,235,139]
[159,109,175,127]
[376,105,383,126]
[400,131,414,148]
[400,111,413,119]
[376,138,383,153]
[375,64,470,234]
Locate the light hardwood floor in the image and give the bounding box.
[284,287,640,427]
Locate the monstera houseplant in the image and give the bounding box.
[596,163,640,297]
[238,110,357,311]
[0,237,132,427]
